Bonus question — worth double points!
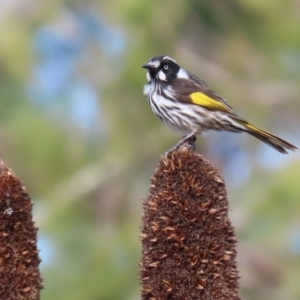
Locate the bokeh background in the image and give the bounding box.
[1,0,300,299]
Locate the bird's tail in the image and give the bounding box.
[236,119,298,154]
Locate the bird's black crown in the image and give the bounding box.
[142,55,180,81]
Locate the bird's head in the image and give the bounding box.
[142,55,189,82]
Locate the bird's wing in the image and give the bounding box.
[171,75,234,113]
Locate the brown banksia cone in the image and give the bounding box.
[0,160,42,300]
[140,146,239,300]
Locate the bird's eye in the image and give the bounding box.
[163,65,168,70]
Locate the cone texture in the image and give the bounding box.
[0,160,42,300]
[140,147,239,300]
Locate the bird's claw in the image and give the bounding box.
[164,133,197,156]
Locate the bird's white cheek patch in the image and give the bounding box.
[157,70,167,81]
[146,72,151,82]
[177,68,189,79]
[143,84,151,96]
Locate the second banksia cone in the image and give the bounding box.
[140,147,239,300]
[0,160,42,300]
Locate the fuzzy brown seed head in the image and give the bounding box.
[0,160,42,300]
[140,147,239,300]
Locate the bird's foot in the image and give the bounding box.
[165,132,197,155]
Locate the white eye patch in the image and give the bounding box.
[163,56,176,63]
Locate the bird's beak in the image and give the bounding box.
[142,63,152,70]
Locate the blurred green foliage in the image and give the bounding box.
[0,0,299,299]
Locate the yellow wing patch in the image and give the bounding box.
[190,92,230,112]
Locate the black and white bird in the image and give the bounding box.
[142,55,297,154]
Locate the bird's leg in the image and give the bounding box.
[185,134,197,151]
[166,131,197,154]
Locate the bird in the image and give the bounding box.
[142,55,297,154]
